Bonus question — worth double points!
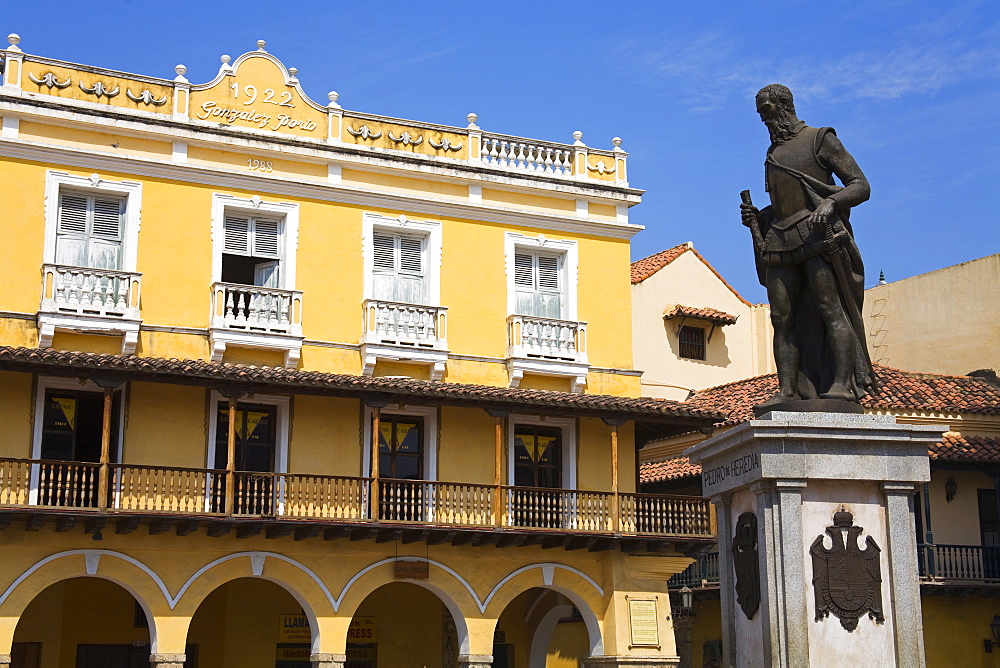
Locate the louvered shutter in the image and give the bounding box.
[223,215,251,254]
[513,251,562,318]
[396,235,425,304]
[252,218,281,258]
[55,192,123,269]
[371,232,426,303]
[55,193,89,266]
[89,197,123,270]
[535,254,562,318]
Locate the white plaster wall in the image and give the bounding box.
[730,488,765,667]
[631,250,775,400]
[864,254,1000,375]
[802,481,896,667]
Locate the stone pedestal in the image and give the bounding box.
[148,654,186,668]
[310,653,346,668]
[582,657,679,667]
[685,412,942,668]
[458,654,493,668]
[0,654,9,668]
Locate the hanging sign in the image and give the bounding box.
[394,560,429,579]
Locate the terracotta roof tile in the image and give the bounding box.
[664,305,739,326]
[640,457,701,484]
[0,346,724,423]
[686,365,1000,425]
[631,243,752,306]
[929,434,1000,463]
[630,243,691,284]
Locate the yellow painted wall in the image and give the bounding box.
[13,579,151,668]
[352,582,449,668]
[548,621,590,667]
[124,383,207,468]
[289,396,362,477]
[927,470,994,546]
[19,121,172,160]
[482,188,576,215]
[923,595,1000,668]
[438,407,494,486]
[0,371,34,460]
[864,254,1000,375]
[187,578,306,668]
[342,169,468,199]
[0,158,47,316]
[187,146,325,181]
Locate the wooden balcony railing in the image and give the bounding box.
[0,459,713,538]
[668,552,720,589]
[918,543,1000,582]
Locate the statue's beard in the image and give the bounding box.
[764,110,797,143]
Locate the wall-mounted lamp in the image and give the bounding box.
[673,586,695,622]
[945,478,957,503]
[985,614,1000,653]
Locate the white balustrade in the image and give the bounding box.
[211,282,303,336]
[480,134,575,175]
[507,315,587,362]
[362,300,447,349]
[41,264,141,320]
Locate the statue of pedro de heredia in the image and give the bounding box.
[740,84,875,414]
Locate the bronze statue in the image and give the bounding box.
[741,84,874,413]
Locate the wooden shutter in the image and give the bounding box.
[223,215,281,258]
[372,231,426,303]
[252,218,281,258]
[223,215,251,254]
[55,191,124,269]
[513,251,562,318]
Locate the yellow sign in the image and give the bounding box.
[517,434,557,462]
[51,397,76,430]
[628,598,659,647]
[277,614,311,642]
[346,616,377,643]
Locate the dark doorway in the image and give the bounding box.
[213,402,278,514]
[512,425,564,528]
[377,415,425,521]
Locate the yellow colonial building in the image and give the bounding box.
[0,35,722,668]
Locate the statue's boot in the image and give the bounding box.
[820,383,853,401]
[760,391,799,407]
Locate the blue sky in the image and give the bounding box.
[5,1,998,302]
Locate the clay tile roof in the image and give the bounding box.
[640,457,701,484]
[630,243,691,284]
[686,365,1000,426]
[663,305,739,326]
[0,346,724,424]
[929,434,1000,463]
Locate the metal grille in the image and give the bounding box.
[679,325,706,360]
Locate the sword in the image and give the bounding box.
[823,216,876,389]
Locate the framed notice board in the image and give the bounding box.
[627,597,660,647]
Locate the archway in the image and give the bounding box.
[495,588,590,668]
[186,577,312,668]
[347,581,461,668]
[12,577,153,668]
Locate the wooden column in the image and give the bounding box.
[492,413,505,526]
[224,396,237,515]
[97,386,114,511]
[604,418,626,534]
[366,401,388,520]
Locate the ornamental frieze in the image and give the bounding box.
[126,88,168,106]
[79,81,120,99]
[28,71,71,89]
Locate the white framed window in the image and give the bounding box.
[507,415,576,489]
[43,172,142,271]
[211,194,298,289]
[505,233,577,320]
[363,213,441,306]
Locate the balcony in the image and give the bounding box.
[0,457,712,548]
[360,300,449,380]
[209,282,304,368]
[668,552,720,589]
[506,315,589,392]
[38,264,142,354]
[918,543,1000,583]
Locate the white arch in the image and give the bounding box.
[530,604,574,668]
[0,550,161,652]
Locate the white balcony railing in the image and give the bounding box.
[480,134,575,176]
[211,282,303,336]
[40,264,141,320]
[362,300,447,349]
[507,315,587,362]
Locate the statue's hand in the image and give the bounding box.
[740,202,759,228]
[808,198,837,233]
